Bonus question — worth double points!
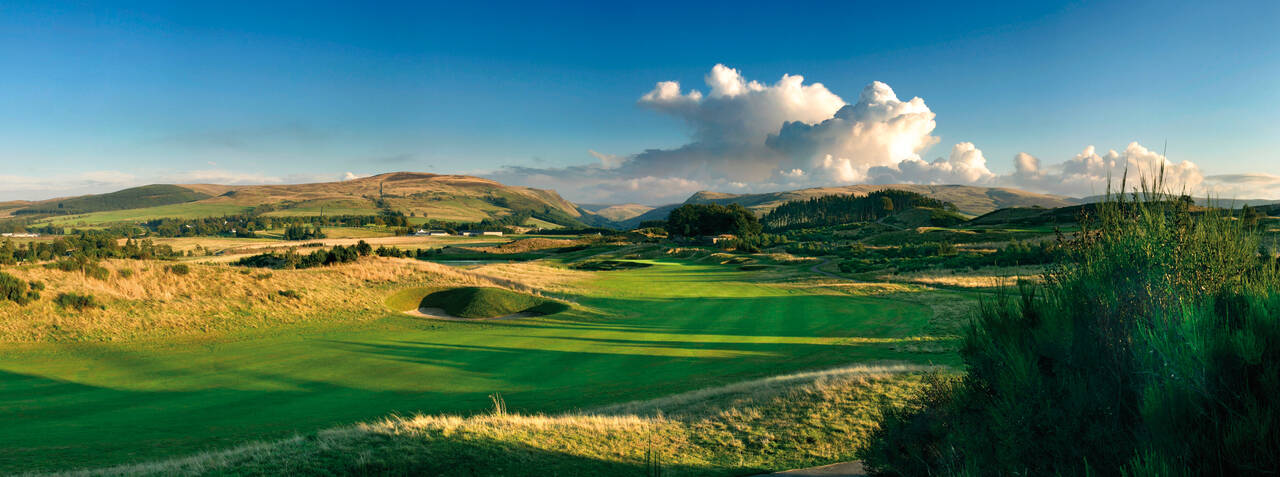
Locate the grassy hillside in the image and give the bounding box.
[577,203,656,222]
[880,207,970,228]
[205,172,584,222]
[37,202,254,227]
[15,185,211,216]
[18,172,587,227]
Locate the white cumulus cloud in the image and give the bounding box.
[483,64,1275,204]
[1000,142,1203,197]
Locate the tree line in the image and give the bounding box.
[760,190,953,229]
[0,231,178,266]
[232,241,374,269]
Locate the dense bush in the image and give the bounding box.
[860,189,1280,476]
[54,292,101,311]
[0,271,41,305]
[165,264,190,275]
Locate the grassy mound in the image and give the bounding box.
[419,287,568,318]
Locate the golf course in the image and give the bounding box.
[0,258,954,473]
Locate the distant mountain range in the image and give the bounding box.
[3,172,1273,230]
[2,172,587,226]
[615,184,1079,229]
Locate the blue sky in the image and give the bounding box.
[1,0,1277,203]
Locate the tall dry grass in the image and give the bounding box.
[0,257,506,342]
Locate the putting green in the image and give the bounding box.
[0,259,948,473]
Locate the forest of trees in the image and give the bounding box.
[143,211,408,238]
[665,203,762,238]
[760,190,954,229]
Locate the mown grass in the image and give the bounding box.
[52,364,940,476]
[0,258,950,473]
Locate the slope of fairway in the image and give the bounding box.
[0,259,951,473]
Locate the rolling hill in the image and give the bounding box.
[575,203,655,222]
[617,184,1076,228]
[14,185,212,216]
[19,173,594,227]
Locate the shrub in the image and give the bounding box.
[861,186,1280,476]
[47,257,111,280]
[277,289,301,299]
[165,264,190,275]
[116,268,134,278]
[54,292,101,311]
[0,271,39,305]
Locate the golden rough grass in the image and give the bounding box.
[459,237,585,254]
[887,265,1044,289]
[0,257,502,342]
[467,261,593,295]
[45,363,939,477]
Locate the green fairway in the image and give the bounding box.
[0,259,949,473]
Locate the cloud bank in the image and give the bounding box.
[489,64,1261,204]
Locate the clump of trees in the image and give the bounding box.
[233,241,372,269]
[373,245,438,259]
[860,189,1280,475]
[761,190,953,229]
[283,224,326,241]
[665,203,762,238]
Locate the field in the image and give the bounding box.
[0,256,959,473]
[33,202,253,227]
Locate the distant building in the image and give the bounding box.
[461,231,503,237]
[414,229,451,236]
[709,234,736,244]
[481,231,503,236]
[0,232,39,238]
